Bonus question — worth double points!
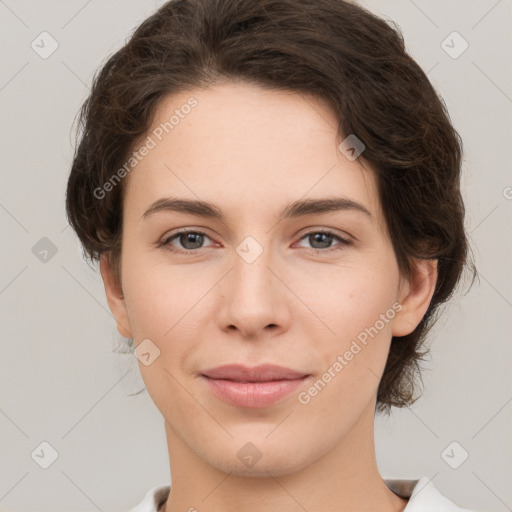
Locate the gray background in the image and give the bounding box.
[0,0,511,511]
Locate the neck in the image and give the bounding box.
[162,402,408,512]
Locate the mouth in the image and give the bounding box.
[199,364,311,408]
[200,363,309,382]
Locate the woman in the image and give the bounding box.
[65,0,477,510]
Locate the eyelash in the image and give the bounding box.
[158,228,351,254]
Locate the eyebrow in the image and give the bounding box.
[140,196,372,222]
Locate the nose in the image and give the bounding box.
[216,240,291,339]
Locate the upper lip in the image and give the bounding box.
[201,364,309,382]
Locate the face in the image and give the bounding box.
[101,81,436,478]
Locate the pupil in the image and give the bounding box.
[312,233,331,248]
[182,233,203,249]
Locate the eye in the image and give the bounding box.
[158,228,351,254]
[295,229,351,252]
[160,229,214,253]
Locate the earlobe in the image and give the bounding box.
[99,253,133,339]
[392,259,438,337]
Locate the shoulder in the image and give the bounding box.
[385,476,477,511]
[127,484,170,512]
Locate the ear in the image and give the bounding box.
[99,253,133,339]
[392,258,438,337]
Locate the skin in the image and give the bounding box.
[100,81,437,512]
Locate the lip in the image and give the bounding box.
[200,364,311,408]
[201,363,308,381]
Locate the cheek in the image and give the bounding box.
[121,256,209,396]
[294,256,399,341]
[121,253,198,340]
[339,282,398,343]
[299,286,396,420]
[295,255,399,391]
[122,261,202,404]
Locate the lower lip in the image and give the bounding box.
[201,375,310,408]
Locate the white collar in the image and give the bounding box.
[129,476,473,512]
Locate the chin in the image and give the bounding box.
[201,441,315,479]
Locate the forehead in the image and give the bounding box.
[123,82,383,228]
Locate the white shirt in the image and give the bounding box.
[128,477,475,511]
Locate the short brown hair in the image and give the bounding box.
[65,0,477,414]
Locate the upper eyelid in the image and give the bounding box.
[162,228,213,242]
[163,226,349,239]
